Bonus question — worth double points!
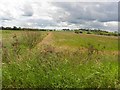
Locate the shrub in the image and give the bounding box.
[87,31,91,34]
[75,30,80,34]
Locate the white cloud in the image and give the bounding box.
[0,1,118,31]
[104,21,118,27]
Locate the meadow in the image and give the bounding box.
[2,30,119,88]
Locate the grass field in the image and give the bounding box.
[2,30,119,88]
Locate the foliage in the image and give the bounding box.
[2,30,119,88]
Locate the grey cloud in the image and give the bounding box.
[0,17,13,21]
[31,19,57,27]
[20,18,57,28]
[22,4,33,17]
[0,1,118,31]
[2,18,57,28]
[51,2,118,31]
[54,2,117,22]
[0,12,14,26]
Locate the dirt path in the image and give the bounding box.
[40,32,53,45]
[35,32,54,50]
[35,32,73,52]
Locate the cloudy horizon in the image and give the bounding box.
[0,0,119,32]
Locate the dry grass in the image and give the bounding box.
[2,30,119,88]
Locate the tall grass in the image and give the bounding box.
[2,31,119,88]
[21,31,43,49]
[2,44,119,88]
[2,31,45,63]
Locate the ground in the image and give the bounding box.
[2,30,119,88]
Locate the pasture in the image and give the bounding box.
[2,30,119,88]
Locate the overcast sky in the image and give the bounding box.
[0,0,119,31]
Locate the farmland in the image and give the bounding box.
[2,30,119,88]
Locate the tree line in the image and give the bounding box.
[1,26,49,31]
[1,26,119,36]
[74,29,120,36]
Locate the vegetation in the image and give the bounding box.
[53,32,118,51]
[75,29,119,36]
[1,26,119,36]
[2,30,119,88]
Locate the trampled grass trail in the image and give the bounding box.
[38,32,53,45]
[35,32,54,50]
[35,32,69,52]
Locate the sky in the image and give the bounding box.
[0,0,119,31]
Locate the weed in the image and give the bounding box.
[2,31,119,88]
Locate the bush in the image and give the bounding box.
[87,31,91,34]
[75,30,80,34]
[80,31,83,33]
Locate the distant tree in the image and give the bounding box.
[79,31,83,33]
[63,29,70,31]
[75,30,80,34]
[18,27,21,30]
[1,26,4,30]
[118,33,120,36]
[49,30,52,31]
[87,31,91,34]
[13,26,17,30]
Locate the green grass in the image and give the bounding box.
[2,30,119,88]
[2,48,119,88]
[53,32,118,51]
